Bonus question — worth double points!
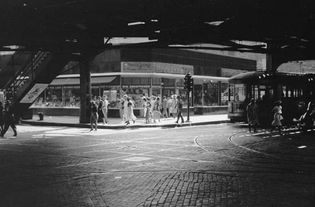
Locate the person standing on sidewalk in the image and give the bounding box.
[97,98,105,124]
[166,96,172,118]
[175,96,184,124]
[162,96,168,118]
[152,97,161,123]
[1,100,17,137]
[125,97,136,125]
[142,96,147,118]
[145,99,152,124]
[100,95,109,124]
[90,100,98,131]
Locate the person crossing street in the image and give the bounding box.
[1,100,17,137]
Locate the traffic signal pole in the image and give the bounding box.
[187,90,190,122]
[184,73,192,122]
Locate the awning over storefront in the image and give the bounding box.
[50,76,117,86]
[99,72,229,83]
[49,72,228,86]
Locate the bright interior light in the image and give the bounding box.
[204,21,224,26]
[105,37,157,45]
[127,21,145,26]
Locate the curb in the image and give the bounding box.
[20,119,230,129]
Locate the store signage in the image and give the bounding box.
[121,62,194,75]
[20,83,49,103]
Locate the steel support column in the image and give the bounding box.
[79,58,91,123]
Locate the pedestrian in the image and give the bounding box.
[162,96,168,118]
[271,100,283,134]
[90,100,98,131]
[169,95,177,118]
[145,99,152,124]
[166,96,172,117]
[0,102,4,133]
[125,97,136,125]
[175,96,184,124]
[100,95,109,124]
[142,97,147,118]
[246,98,259,132]
[297,100,315,130]
[123,95,129,123]
[152,97,161,123]
[98,99,105,123]
[1,100,17,137]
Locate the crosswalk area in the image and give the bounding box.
[0,125,165,140]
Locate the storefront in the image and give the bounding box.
[31,72,229,117]
[31,48,256,117]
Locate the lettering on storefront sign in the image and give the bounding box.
[122,62,194,75]
[20,83,49,103]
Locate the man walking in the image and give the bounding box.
[1,100,17,137]
[90,100,99,131]
[175,96,184,124]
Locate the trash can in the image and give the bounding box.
[38,112,44,121]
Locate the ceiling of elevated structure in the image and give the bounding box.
[1,0,315,62]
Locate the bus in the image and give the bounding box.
[228,71,315,126]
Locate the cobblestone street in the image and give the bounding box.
[0,124,315,206]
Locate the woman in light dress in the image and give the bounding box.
[125,97,137,125]
[169,95,177,118]
[152,97,161,123]
[271,101,283,134]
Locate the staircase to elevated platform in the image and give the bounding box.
[3,51,70,118]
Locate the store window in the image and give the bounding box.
[203,82,219,106]
[234,84,246,102]
[178,89,188,106]
[63,86,80,107]
[45,86,62,107]
[162,78,175,87]
[193,84,202,106]
[122,77,150,85]
[33,92,45,107]
[152,88,161,97]
[162,89,175,98]
[220,83,229,105]
[152,78,161,86]
[102,87,120,108]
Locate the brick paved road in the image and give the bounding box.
[0,124,315,206]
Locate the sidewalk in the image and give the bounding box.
[21,114,229,129]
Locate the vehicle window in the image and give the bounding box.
[234,84,246,102]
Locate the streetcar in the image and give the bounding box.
[228,71,315,126]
